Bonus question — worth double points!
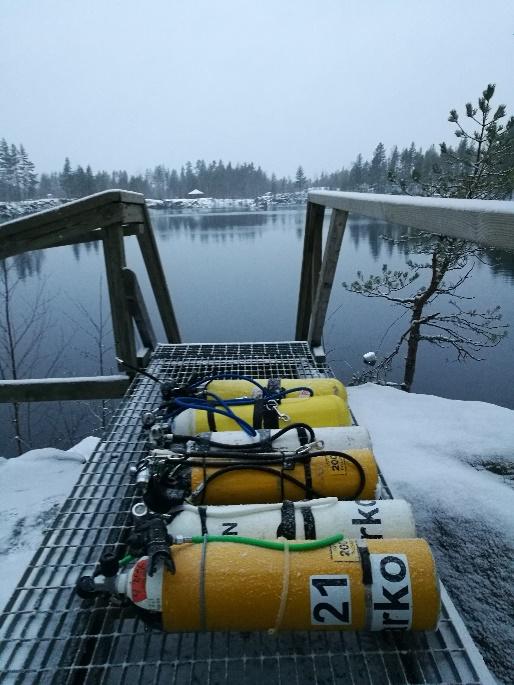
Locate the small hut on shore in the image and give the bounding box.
[187,189,205,198]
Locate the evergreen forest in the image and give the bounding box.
[1,137,513,202]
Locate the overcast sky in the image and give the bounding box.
[1,0,513,178]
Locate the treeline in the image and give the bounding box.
[1,138,512,202]
[37,159,298,200]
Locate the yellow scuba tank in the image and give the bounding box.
[143,446,379,506]
[188,449,378,503]
[205,378,347,401]
[114,537,440,633]
[171,395,352,433]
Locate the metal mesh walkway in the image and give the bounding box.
[0,343,493,684]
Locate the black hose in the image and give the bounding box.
[191,449,367,503]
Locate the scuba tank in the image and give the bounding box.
[140,446,379,508]
[163,498,416,540]
[94,537,440,633]
[171,395,353,433]
[204,377,347,401]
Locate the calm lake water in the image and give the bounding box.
[1,206,513,456]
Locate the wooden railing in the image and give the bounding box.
[0,190,180,402]
[296,191,514,350]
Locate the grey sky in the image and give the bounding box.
[1,0,513,179]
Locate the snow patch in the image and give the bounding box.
[348,384,514,682]
[0,437,99,612]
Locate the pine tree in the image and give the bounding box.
[345,85,512,391]
[295,165,307,192]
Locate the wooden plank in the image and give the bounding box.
[122,267,157,351]
[307,191,514,252]
[0,375,130,402]
[137,203,181,343]
[295,202,325,340]
[308,209,349,347]
[0,190,144,239]
[0,203,128,259]
[102,223,138,370]
[43,224,142,250]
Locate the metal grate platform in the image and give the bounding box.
[0,343,493,684]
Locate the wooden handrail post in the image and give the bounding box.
[138,204,181,343]
[122,267,157,351]
[103,223,138,370]
[308,209,349,347]
[295,202,325,340]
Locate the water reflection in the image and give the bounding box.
[11,250,44,279]
[1,206,513,458]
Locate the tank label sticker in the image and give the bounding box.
[329,539,360,563]
[370,553,412,630]
[131,558,148,604]
[351,500,383,539]
[310,574,352,626]
[324,454,347,475]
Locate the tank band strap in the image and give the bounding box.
[303,459,313,498]
[276,500,296,539]
[300,506,316,540]
[296,425,309,446]
[253,399,279,429]
[207,411,216,432]
[198,506,208,536]
[358,544,373,585]
[199,535,208,630]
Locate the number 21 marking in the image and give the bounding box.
[310,575,351,626]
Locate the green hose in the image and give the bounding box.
[189,533,344,551]
[119,554,135,566]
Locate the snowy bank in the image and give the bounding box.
[0,437,99,612]
[0,197,69,222]
[145,191,308,211]
[348,384,514,683]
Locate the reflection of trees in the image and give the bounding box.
[11,250,44,279]
[486,248,514,283]
[151,210,288,245]
[71,240,101,261]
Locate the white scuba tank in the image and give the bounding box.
[166,497,415,540]
[173,425,373,452]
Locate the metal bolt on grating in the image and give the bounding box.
[0,342,494,684]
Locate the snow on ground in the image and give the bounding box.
[0,436,99,612]
[348,384,514,684]
[0,388,512,680]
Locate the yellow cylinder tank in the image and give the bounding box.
[206,378,347,401]
[172,395,352,433]
[189,449,378,503]
[154,538,440,632]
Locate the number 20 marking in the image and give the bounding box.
[310,575,351,626]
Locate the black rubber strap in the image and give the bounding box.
[303,459,313,498]
[296,425,310,446]
[207,411,216,432]
[263,406,279,429]
[276,500,296,539]
[359,544,373,585]
[198,506,208,536]
[253,398,279,429]
[253,399,264,428]
[300,506,316,539]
